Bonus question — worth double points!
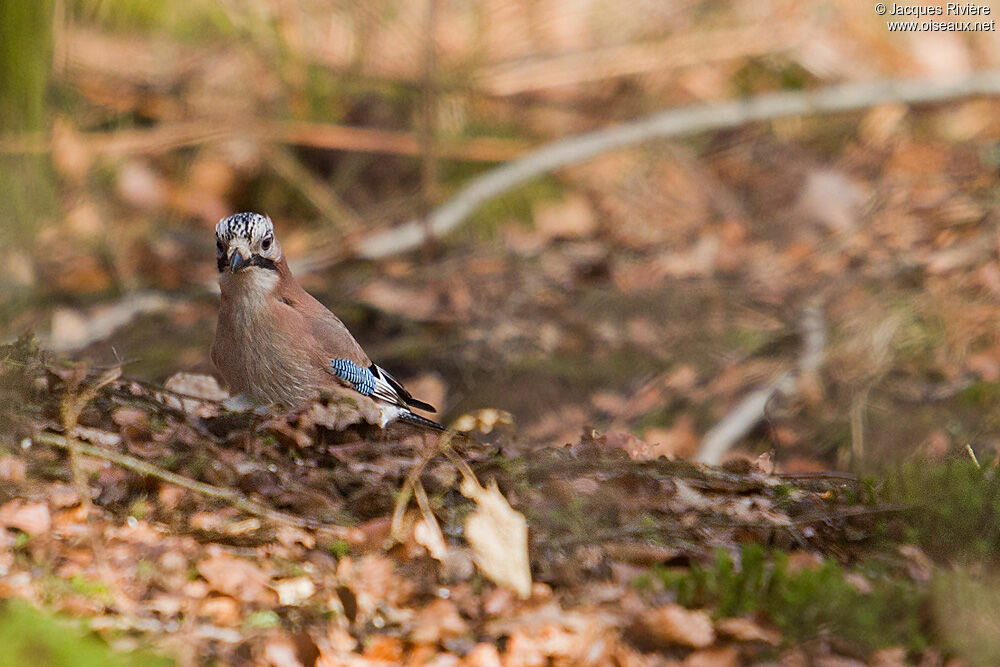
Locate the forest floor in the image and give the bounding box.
[7,3,1000,665]
[2,335,999,666]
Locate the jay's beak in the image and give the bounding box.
[229,249,251,273]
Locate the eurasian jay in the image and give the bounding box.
[211,212,443,430]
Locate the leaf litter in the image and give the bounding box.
[0,335,920,665]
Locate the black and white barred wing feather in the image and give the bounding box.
[330,358,442,429]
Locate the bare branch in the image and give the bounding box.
[696,301,827,465]
[0,119,529,162]
[357,71,1000,259]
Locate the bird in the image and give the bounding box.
[211,212,443,430]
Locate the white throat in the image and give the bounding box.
[221,267,280,305]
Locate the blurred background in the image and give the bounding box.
[4,0,1000,471]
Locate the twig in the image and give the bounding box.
[32,430,358,540]
[356,71,1000,259]
[390,430,468,544]
[967,444,981,469]
[266,145,364,233]
[696,300,826,464]
[0,119,529,162]
[390,442,438,542]
[60,366,122,512]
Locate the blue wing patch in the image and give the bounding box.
[330,358,377,396]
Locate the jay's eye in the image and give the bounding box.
[261,237,272,252]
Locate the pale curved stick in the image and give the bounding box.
[357,71,1000,259]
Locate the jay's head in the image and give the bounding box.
[215,212,282,278]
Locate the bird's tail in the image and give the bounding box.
[398,410,446,431]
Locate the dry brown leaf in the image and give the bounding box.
[197,553,271,602]
[162,373,229,415]
[410,598,469,644]
[464,643,503,667]
[533,194,597,241]
[715,617,780,645]
[359,634,404,662]
[262,635,304,667]
[0,500,51,536]
[338,555,411,620]
[0,456,26,483]
[682,645,740,667]
[272,577,316,606]
[794,168,869,233]
[501,613,616,666]
[640,415,698,460]
[275,526,316,550]
[414,517,448,562]
[197,595,241,626]
[633,604,715,649]
[460,477,531,599]
[869,647,908,667]
[306,391,384,430]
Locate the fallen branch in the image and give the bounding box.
[696,300,826,464]
[356,71,1000,259]
[266,145,365,234]
[0,119,530,162]
[32,430,360,541]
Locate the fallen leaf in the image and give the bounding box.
[633,604,715,648]
[163,373,229,415]
[464,643,502,667]
[360,634,403,662]
[460,477,531,599]
[272,577,316,606]
[197,553,270,602]
[262,634,303,667]
[0,500,51,535]
[715,617,780,645]
[683,645,740,667]
[410,598,469,644]
[640,415,698,460]
[0,456,26,482]
[870,647,908,667]
[533,194,597,240]
[275,526,316,550]
[414,517,448,562]
[197,595,241,626]
[794,168,869,233]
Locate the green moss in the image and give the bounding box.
[959,381,1000,407]
[38,573,113,607]
[880,460,1000,561]
[0,600,171,667]
[655,545,926,653]
[243,609,280,630]
[327,539,351,559]
[67,575,113,604]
